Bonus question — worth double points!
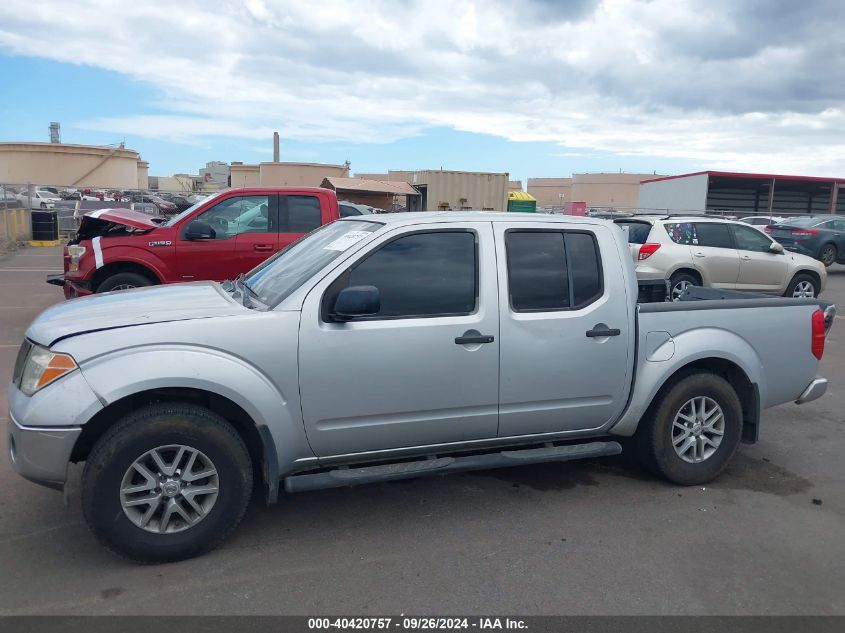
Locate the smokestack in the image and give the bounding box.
[273,132,280,162]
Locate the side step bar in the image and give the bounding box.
[284,441,622,493]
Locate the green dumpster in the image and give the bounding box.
[507,191,537,213]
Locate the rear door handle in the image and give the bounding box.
[693,252,706,258]
[253,244,274,252]
[455,330,495,345]
[741,255,751,260]
[586,324,621,338]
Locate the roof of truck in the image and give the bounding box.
[343,211,600,226]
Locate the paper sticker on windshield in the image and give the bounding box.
[324,231,371,251]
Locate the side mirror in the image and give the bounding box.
[332,285,380,321]
[769,241,784,254]
[185,221,215,240]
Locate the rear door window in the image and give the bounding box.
[280,195,323,233]
[505,230,603,311]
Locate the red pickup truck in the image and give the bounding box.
[51,187,341,298]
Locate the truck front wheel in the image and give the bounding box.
[82,403,253,563]
[96,272,152,293]
[635,372,742,485]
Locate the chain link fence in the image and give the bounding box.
[0,182,215,240]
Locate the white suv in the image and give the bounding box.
[615,215,826,299]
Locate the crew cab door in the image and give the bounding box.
[298,222,499,456]
[731,223,788,292]
[176,194,273,281]
[494,222,633,436]
[279,194,329,250]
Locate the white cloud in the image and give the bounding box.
[1,0,844,174]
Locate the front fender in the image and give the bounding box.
[98,245,171,281]
[609,327,764,437]
[76,344,313,471]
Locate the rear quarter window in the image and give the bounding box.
[664,222,696,245]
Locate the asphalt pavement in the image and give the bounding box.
[0,244,843,615]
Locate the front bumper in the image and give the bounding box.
[48,275,93,299]
[7,371,103,489]
[7,413,81,490]
[795,377,828,405]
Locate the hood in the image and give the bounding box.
[27,282,248,346]
[81,208,162,230]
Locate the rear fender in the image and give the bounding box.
[76,345,313,470]
[609,327,764,437]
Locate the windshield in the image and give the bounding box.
[163,190,225,227]
[245,220,381,307]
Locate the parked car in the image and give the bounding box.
[17,190,61,210]
[128,194,177,215]
[615,216,826,299]
[765,215,845,267]
[739,215,785,230]
[11,212,834,561]
[339,201,374,217]
[158,193,194,212]
[49,187,342,297]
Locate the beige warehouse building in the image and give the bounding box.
[528,173,663,209]
[0,142,148,189]
[230,161,349,188]
[356,170,508,211]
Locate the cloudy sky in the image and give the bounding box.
[1,0,843,180]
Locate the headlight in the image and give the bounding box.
[20,345,78,396]
[68,245,86,272]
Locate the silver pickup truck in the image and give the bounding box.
[7,212,834,562]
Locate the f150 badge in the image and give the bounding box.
[148,240,172,247]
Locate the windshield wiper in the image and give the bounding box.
[233,273,265,309]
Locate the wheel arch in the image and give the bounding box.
[668,266,704,286]
[71,386,280,502]
[91,261,162,292]
[639,357,759,444]
[610,329,763,441]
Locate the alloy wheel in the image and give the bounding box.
[120,444,219,534]
[792,280,816,298]
[671,280,691,301]
[671,397,725,463]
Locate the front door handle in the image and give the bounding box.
[253,244,274,252]
[586,324,621,338]
[741,255,751,260]
[455,330,495,345]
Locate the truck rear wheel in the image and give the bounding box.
[635,372,742,485]
[81,403,253,563]
[97,272,152,293]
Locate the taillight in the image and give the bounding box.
[638,243,661,261]
[812,309,825,360]
[792,229,819,237]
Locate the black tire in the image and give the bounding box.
[82,403,253,563]
[96,271,152,293]
[784,273,820,298]
[634,372,742,485]
[40,202,47,210]
[819,243,837,267]
[669,272,699,301]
